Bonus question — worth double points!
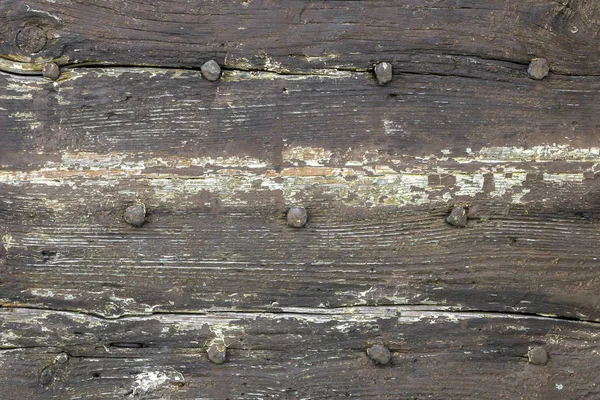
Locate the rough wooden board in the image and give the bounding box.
[1,1,600,398]
[1,67,600,166]
[1,176,600,320]
[1,307,599,399]
[1,0,600,75]
[1,65,600,321]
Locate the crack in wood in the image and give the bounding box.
[1,305,598,326]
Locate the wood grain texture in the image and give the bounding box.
[1,66,600,166]
[1,0,600,75]
[1,307,599,399]
[2,179,600,321]
[1,66,600,321]
[2,0,600,398]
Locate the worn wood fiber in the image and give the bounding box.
[2,308,600,399]
[1,0,600,399]
[1,0,600,75]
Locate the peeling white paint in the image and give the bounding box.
[283,146,332,166]
[25,5,61,21]
[458,145,600,163]
[382,119,409,137]
[130,368,184,397]
[0,145,596,209]
[1,234,13,251]
[543,173,584,182]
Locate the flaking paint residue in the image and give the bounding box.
[130,368,184,398]
[0,146,596,208]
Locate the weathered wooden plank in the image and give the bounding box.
[1,176,600,320]
[1,307,599,399]
[0,64,599,320]
[1,67,600,168]
[1,1,600,397]
[1,0,599,75]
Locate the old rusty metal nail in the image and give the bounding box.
[446,206,467,227]
[207,343,227,364]
[286,207,308,228]
[39,367,53,386]
[367,344,391,365]
[374,62,393,86]
[527,58,549,80]
[124,203,146,227]
[42,63,60,81]
[56,352,68,364]
[16,25,47,54]
[528,346,548,365]
[201,60,222,82]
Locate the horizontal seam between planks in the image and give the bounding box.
[1,304,599,326]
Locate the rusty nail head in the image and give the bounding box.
[446,206,467,227]
[287,207,308,228]
[375,62,393,86]
[124,203,146,227]
[42,63,60,81]
[528,346,548,365]
[201,60,222,82]
[16,25,47,54]
[207,343,227,364]
[527,58,549,80]
[56,352,68,364]
[367,344,391,365]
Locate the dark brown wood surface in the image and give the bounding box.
[1,1,600,399]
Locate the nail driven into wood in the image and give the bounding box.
[42,63,61,81]
[55,352,68,364]
[374,62,393,86]
[528,346,548,365]
[201,60,222,82]
[286,207,308,228]
[124,203,146,227]
[446,206,467,227]
[527,58,550,80]
[207,343,227,364]
[367,344,391,365]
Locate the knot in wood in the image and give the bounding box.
[16,25,47,54]
[39,367,53,386]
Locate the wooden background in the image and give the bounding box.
[1,1,600,398]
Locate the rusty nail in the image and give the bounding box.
[286,207,308,228]
[446,206,467,227]
[528,346,548,365]
[367,344,391,365]
[16,25,47,54]
[527,58,549,80]
[124,203,146,227]
[39,367,53,386]
[42,63,60,81]
[207,343,227,364]
[201,60,222,82]
[374,62,393,86]
[56,352,68,364]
